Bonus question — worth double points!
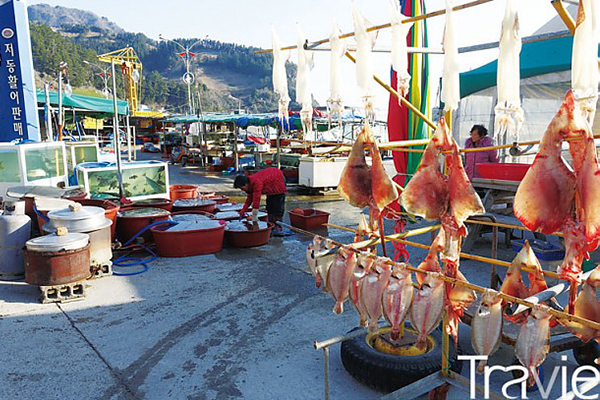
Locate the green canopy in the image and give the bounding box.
[162,113,277,128]
[459,36,589,98]
[37,90,129,116]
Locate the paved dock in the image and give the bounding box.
[0,153,596,399]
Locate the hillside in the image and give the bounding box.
[28,4,297,113]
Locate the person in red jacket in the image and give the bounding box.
[234,167,287,232]
[464,124,499,180]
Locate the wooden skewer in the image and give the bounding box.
[255,0,493,54]
[289,223,600,331]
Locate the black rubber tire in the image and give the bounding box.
[340,323,463,393]
[573,341,600,369]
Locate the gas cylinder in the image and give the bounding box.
[0,201,32,280]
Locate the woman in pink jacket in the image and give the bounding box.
[464,125,499,180]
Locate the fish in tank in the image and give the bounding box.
[87,165,167,198]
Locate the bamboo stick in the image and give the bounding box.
[255,0,493,54]
[286,223,600,331]
[344,52,437,130]
[339,223,441,249]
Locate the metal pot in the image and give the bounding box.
[46,203,106,232]
[24,227,91,285]
[43,219,112,268]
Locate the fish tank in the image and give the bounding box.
[0,142,69,197]
[65,141,100,172]
[76,160,169,200]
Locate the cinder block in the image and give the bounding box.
[39,281,88,304]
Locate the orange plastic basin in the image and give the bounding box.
[169,184,198,200]
[224,222,273,248]
[288,208,330,230]
[151,222,225,257]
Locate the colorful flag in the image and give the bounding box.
[387,0,430,186]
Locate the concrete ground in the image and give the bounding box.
[0,151,597,399]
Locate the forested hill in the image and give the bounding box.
[28,4,298,113]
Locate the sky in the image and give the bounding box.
[26,0,567,112]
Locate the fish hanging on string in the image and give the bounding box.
[515,305,551,387]
[441,0,459,112]
[352,1,378,122]
[296,24,314,139]
[382,263,414,340]
[571,0,599,123]
[389,0,413,99]
[327,19,347,129]
[494,0,524,144]
[271,27,291,129]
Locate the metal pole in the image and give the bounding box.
[44,83,53,141]
[111,60,125,199]
[126,115,132,162]
[323,347,330,400]
[132,126,137,160]
[186,54,193,115]
[234,126,239,172]
[58,71,63,141]
[276,125,282,169]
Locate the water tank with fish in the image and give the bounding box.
[76,160,169,200]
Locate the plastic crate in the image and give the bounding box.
[511,239,565,261]
[288,208,330,230]
[476,163,531,181]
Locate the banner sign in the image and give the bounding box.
[0,0,39,142]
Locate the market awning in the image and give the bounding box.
[459,36,588,98]
[162,113,277,127]
[37,90,130,116]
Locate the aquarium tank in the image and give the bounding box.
[86,164,167,199]
[24,146,66,182]
[0,149,20,183]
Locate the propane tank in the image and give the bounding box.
[0,201,32,280]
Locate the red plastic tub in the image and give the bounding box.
[169,184,198,200]
[151,221,225,257]
[476,163,532,181]
[170,210,214,219]
[215,211,268,222]
[172,199,216,213]
[288,208,330,230]
[224,222,273,248]
[127,198,173,212]
[117,207,171,244]
[75,199,120,240]
[209,195,229,204]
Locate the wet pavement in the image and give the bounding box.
[0,151,597,399]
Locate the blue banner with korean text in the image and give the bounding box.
[0,0,39,142]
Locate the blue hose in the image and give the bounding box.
[112,220,177,276]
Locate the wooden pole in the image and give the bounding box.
[344,52,436,130]
[255,0,493,53]
[284,223,600,331]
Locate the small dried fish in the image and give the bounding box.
[382,263,414,340]
[327,246,358,314]
[471,289,503,373]
[410,272,445,350]
[516,305,551,387]
[360,258,393,333]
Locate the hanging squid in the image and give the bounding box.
[271,27,290,129]
[352,1,378,123]
[389,0,413,99]
[328,20,347,129]
[571,0,599,124]
[494,0,524,144]
[296,24,314,140]
[441,0,459,112]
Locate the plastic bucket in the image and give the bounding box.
[151,223,225,257]
[169,184,198,200]
[224,222,273,248]
[172,199,216,214]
